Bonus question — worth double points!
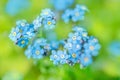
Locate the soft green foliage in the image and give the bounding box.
[0,0,120,80]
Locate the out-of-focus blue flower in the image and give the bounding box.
[50,41,59,50]
[80,53,92,67]
[84,36,101,56]
[50,0,74,11]
[5,0,30,16]
[25,45,32,59]
[41,9,55,17]
[71,5,87,22]
[9,27,21,42]
[33,16,43,30]
[16,37,29,48]
[50,50,69,65]
[62,5,87,23]
[25,38,51,59]
[62,9,73,23]
[33,9,56,30]
[108,41,120,56]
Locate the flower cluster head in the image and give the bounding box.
[9,3,101,68]
[9,20,35,48]
[50,26,101,67]
[25,38,51,59]
[50,0,74,11]
[33,9,56,30]
[62,5,88,23]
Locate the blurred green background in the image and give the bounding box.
[0,0,120,80]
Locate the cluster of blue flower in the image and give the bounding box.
[50,0,74,11]
[9,1,101,68]
[33,9,56,30]
[62,5,88,23]
[9,9,56,48]
[50,26,101,67]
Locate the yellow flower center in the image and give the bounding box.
[13,32,16,36]
[89,46,94,51]
[21,23,25,26]
[54,55,58,58]
[84,57,89,62]
[72,53,76,58]
[47,21,51,25]
[45,12,48,15]
[21,40,25,44]
[35,50,40,55]
[75,12,80,16]
[72,36,77,40]
[61,55,65,59]
[82,33,87,37]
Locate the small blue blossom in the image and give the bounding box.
[62,9,73,23]
[71,5,87,22]
[16,37,29,48]
[84,36,101,56]
[43,17,56,30]
[33,16,42,30]
[25,38,51,59]
[67,51,80,64]
[62,5,87,23]
[50,41,59,50]
[9,27,21,42]
[50,50,69,65]
[80,53,92,67]
[108,41,120,56]
[33,9,56,30]
[50,0,74,11]
[25,45,32,59]
[5,0,30,16]
[50,50,60,65]
[32,46,44,59]
[41,9,55,17]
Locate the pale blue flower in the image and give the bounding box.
[80,53,92,67]
[84,36,101,56]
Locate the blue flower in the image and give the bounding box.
[50,50,60,65]
[67,51,80,64]
[33,9,56,30]
[67,32,83,45]
[62,9,73,23]
[71,5,87,22]
[80,53,92,67]
[50,0,74,11]
[108,41,120,56]
[33,16,42,30]
[5,0,30,16]
[25,45,32,59]
[40,9,55,17]
[16,37,29,48]
[50,41,59,50]
[72,26,89,41]
[43,17,56,30]
[62,5,87,23]
[50,50,69,65]
[9,27,21,42]
[32,46,44,59]
[25,38,51,59]
[84,36,101,56]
